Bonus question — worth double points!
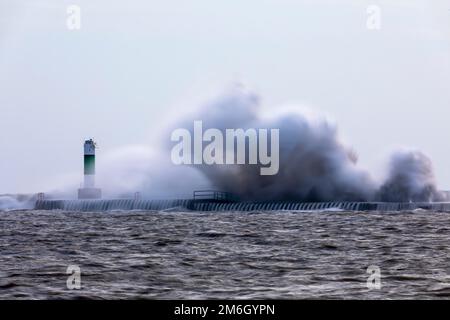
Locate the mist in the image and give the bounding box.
[377,149,444,202]
[0,195,35,211]
[1,85,444,207]
[87,84,445,203]
[163,85,443,202]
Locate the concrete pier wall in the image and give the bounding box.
[34,199,450,212]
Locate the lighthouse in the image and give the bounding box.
[78,139,102,199]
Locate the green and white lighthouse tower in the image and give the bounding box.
[78,139,102,199]
[84,139,96,188]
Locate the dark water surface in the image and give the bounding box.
[0,210,449,299]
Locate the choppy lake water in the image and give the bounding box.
[0,210,449,299]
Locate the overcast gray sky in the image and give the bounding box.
[0,0,449,194]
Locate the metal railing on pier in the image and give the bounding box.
[193,190,239,202]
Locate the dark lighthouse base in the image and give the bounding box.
[78,188,102,200]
